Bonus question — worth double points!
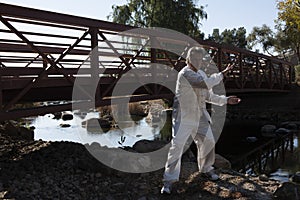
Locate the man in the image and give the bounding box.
[161,46,241,194]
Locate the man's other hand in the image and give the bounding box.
[227,96,241,105]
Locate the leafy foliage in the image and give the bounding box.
[276,0,300,63]
[107,0,207,38]
[247,25,276,55]
[247,0,300,63]
[277,0,300,30]
[207,27,247,48]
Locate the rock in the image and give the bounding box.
[291,171,300,183]
[73,110,87,119]
[52,112,62,120]
[62,113,73,121]
[18,127,34,140]
[273,182,300,200]
[132,139,168,153]
[95,173,102,178]
[83,118,111,132]
[261,124,276,133]
[2,122,19,137]
[286,123,298,130]
[88,142,101,149]
[102,115,113,122]
[258,174,269,182]
[261,125,277,137]
[280,121,300,129]
[275,128,291,135]
[2,123,34,140]
[129,102,148,117]
[60,124,71,128]
[246,137,258,143]
[96,118,111,129]
[214,154,231,169]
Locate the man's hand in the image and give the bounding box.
[227,96,241,105]
[221,63,235,75]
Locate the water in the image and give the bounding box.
[228,132,300,182]
[31,111,300,182]
[268,135,300,182]
[32,111,163,148]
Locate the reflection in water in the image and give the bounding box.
[269,168,290,182]
[32,111,163,148]
[269,135,300,182]
[231,132,300,182]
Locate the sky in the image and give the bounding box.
[0,0,279,38]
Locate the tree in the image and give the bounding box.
[247,24,276,55]
[207,27,247,48]
[277,0,300,30]
[247,0,300,63]
[107,0,207,38]
[234,27,248,49]
[208,29,222,43]
[276,0,300,63]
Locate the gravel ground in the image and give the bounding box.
[0,132,281,200]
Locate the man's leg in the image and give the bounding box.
[162,124,195,193]
[194,123,219,180]
[194,133,215,173]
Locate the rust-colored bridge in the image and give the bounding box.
[0,3,293,121]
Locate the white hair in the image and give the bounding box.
[185,46,207,65]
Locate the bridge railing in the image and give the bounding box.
[199,40,292,92]
[0,3,293,121]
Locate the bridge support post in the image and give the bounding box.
[280,63,283,89]
[0,70,2,111]
[239,52,243,89]
[150,37,158,94]
[268,60,272,88]
[289,65,293,85]
[289,132,294,153]
[217,47,222,71]
[150,47,157,63]
[89,27,100,105]
[43,59,47,68]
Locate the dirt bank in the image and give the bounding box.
[0,132,281,200]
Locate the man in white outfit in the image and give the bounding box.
[161,47,241,194]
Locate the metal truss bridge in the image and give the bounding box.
[0,3,293,121]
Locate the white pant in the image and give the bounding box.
[163,120,216,182]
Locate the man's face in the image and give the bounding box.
[191,55,209,69]
[190,52,206,69]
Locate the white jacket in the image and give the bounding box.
[172,66,227,127]
[196,69,228,123]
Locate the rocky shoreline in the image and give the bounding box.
[1,127,297,200]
